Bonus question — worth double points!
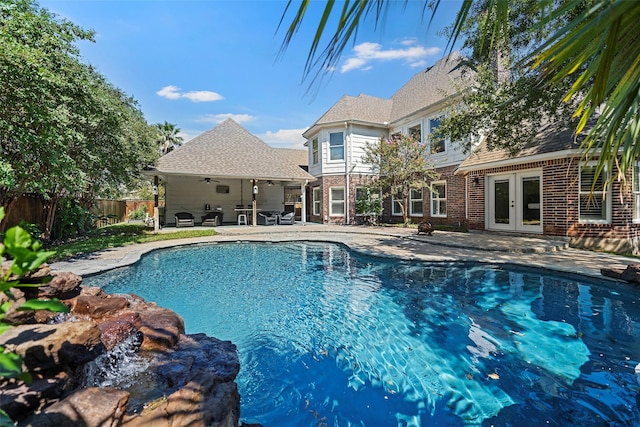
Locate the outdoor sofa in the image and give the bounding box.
[257,211,278,226]
[201,212,223,226]
[278,211,295,225]
[175,212,195,227]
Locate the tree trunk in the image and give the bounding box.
[402,193,410,227]
[42,196,59,241]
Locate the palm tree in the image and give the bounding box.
[155,121,183,156]
[279,0,640,185]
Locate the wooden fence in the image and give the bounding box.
[1,196,46,231]
[1,197,163,231]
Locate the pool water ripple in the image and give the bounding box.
[84,242,640,426]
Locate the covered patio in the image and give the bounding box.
[146,119,312,228]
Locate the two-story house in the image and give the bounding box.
[305,53,640,254]
[304,53,471,227]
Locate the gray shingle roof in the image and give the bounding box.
[154,119,313,181]
[456,121,582,172]
[390,52,468,122]
[311,94,393,127]
[304,53,471,137]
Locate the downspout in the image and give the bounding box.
[153,175,159,232]
[345,121,350,225]
[301,179,308,224]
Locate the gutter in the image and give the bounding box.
[454,149,580,176]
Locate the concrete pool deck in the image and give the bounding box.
[51,223,636,282]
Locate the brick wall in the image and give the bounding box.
[423,165,467,228]
[466,156,640,253]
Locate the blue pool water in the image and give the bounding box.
[84,242,640,426]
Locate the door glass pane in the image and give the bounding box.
[521,176,541,226]
[494,179,510,224]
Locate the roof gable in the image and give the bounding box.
[156,119,312,181]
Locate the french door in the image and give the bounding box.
[488,171,542,233]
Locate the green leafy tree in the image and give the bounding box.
[437,0,583,156]
[0,0,158,238]
[0,207,69,424]
[279,0,640,187]
[362,134,438,226]
[155,121,184,156]
[355,186,383,225]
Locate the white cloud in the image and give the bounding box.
[259,128,308,149]
[340,41,441,73]
[341,57,367,73]
[195,113,255,124]
[156,85,182,100]
[182,90,224,102]
[157,85,224,102]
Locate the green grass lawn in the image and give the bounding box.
[49,223,217,262]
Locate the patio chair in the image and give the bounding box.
[278,211,295,225]
[257,211,278,226]
[175,212,195,227]
[201,212,222,226]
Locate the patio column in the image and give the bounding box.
[300,180,307,224]
[252,179,257,226]
[153,175,159,232]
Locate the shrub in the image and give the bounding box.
[0,207,70,424]
[53,197,95,240]
[128,204,147,220]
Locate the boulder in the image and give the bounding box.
[0,321,103,373]
[71,295,130,318]
[601,263,640,284]
[0,372,70,420]
[38,271,83,299]
[123,334,240,427]
[134,303,185,351]
[23,387,129,427]
[98,311,142,351]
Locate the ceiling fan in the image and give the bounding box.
[198,177,219,184]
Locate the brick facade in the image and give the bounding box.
[423,165,467,228]
[308,174,376,224]
[310,167,467,227]
[466,156,640,253]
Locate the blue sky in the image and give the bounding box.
[40,0,462,149]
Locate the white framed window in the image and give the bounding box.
[311,138,319,164]
[579,162,611,223]
[429,117,445,154]
[313,187,321,215]
[634,162,640,222]
[408,123,422,142]
[329,132,344,161]
[431,181,447,217]
[355,187,366,215]
[330,187,345,215]
[391,195,402,216]
[410,189,423,216]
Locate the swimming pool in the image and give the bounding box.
[84,241,640,426]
